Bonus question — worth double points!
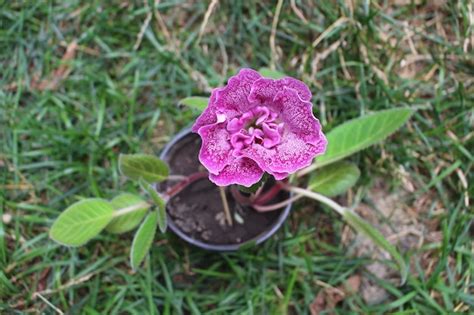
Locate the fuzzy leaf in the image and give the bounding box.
[50,199,114,246]
[179,96,209,112]
[308,161,360,197]
[258,67,286,79]
[130,210,158,270]
[140,179,167,233]
[343,210,408,284]
[106,194,149,234]
[315,108,414,168]
[119,154,169,183]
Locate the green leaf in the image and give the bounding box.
[140,179,167,233]
[316,108,414,168]
[105,193,149,234]
[130,210,158,270]
[119,154,169,183]
[343,210,408,284]
[179,96,209,112]
[308,161,360,197]
[50,199,114,246]
[258,67,286,79]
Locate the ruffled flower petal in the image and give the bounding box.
[197,122,233,175]
[248,77,312,112]
[240,130,326,175]
[209,157,264,187]
[214,68,261,113]
[261,123,281,148]
[274,87,325,145]
[272,171,289,180]
[192,68,326,187]
[193,69,260,133]
[192,87,221,133]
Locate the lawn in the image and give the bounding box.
[1,1,473,314]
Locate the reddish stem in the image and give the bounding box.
[252,180,286,206]
[164,172,288,213]
[253,194,303,212]
[230,186,253,205]
[165,172,208,198]
[230,180,285,206]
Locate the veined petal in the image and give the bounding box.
[193,68,326,186]
[240,130,326,175]
[248,77,312,112]
[271,131,326,173]
[274,87,324,145]
[215,68,262,113]
[193,68,260,132]
[271,171,289,180]
[197,123,233,175]
[192,87,221,133]
[209,157,264,187]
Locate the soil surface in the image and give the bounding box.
[159,132,288,245]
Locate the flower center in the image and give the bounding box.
[226,106,284,155]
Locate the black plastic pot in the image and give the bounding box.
[158,127,292,251]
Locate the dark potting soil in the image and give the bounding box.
[159,132,288,245]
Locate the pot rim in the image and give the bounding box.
[157,127,292,252]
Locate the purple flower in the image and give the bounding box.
[192,68,327,187]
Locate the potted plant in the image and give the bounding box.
[50,68,413,281]
[157,128,293,251]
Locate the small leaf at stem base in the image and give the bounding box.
[119,154,169,183]
[179,96,209,112]
[139,178,167,233]
[258,67,286,79]
[130,210,159,270]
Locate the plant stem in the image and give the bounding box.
[253,194,303,212]
[283,186,346,216]
[295,163,320,178]
[113,202,151,217]
[166,175,188,181]
[230,186,252,205]
[251,185,407,282]
[251,185,345,214]
[252,180,285,205]
[252,184,264,201]
[219,186,233,226]
[165,172,208,197]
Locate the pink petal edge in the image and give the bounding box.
[208,157,264,187]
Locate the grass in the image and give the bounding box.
[1,0,473,313]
